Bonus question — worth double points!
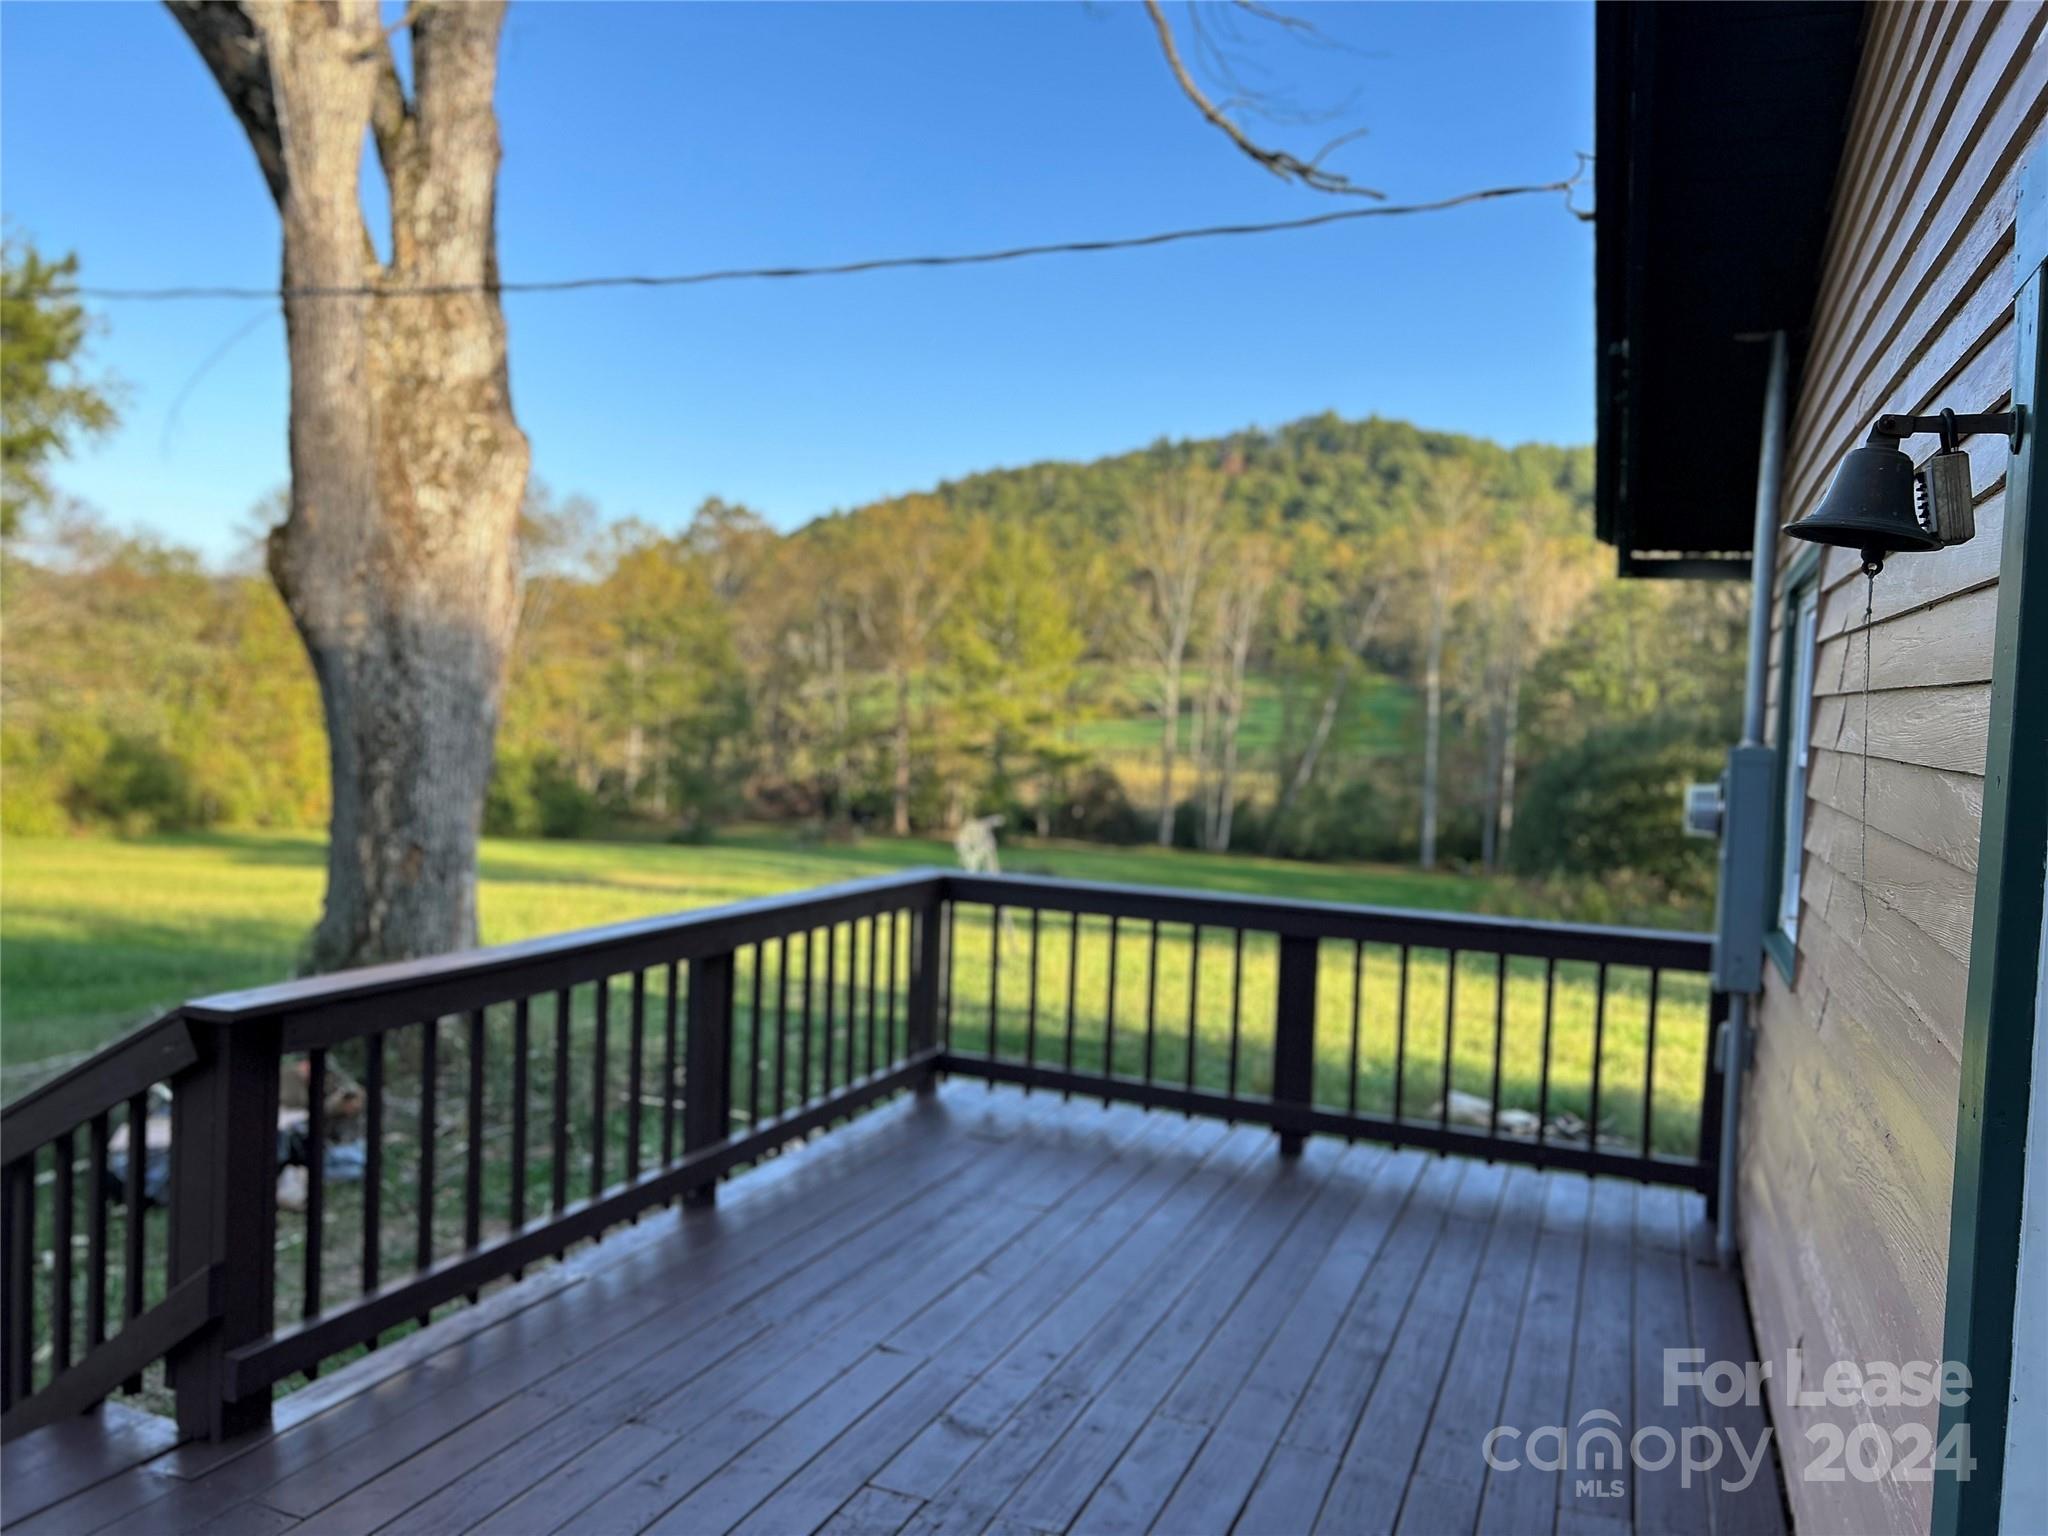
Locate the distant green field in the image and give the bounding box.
[1067,666,1413,758]
[0,826,1484,1075]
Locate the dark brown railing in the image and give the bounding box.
[0,869,1720,1447]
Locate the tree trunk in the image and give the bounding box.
[1420,589,1445,871]
[1498,667,1522,867]
[1480,697,1504,872]
[1210,614,1254,852]
[1267,671,1345,847]
[172,1,528,971]
[828,611,850,824]
[1156,660,1181,846]
[892,666,912,835]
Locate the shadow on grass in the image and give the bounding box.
[2,915,306,1091]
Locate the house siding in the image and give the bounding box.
[1744,5,2048,1533]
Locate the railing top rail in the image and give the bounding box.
[944,872,1714,970]
[184,868,946,1024]
[0,1010,193,1165]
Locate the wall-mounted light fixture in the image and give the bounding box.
[1784,409,2024,573]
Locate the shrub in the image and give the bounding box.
[1510,720,1718,903]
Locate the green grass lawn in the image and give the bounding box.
[2,826,1705,1157]
[0,825,1489,1076]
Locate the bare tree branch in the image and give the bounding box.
[165,1,287,207]
[1144,0,1382,197]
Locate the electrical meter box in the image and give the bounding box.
[1710,744,1776,993]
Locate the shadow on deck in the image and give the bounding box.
[3,1083,1783,1536]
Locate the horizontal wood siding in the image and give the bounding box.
[1747,6,2048,1533]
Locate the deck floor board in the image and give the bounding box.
[2,1085,1783,1536]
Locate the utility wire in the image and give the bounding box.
[60,172,1587,303]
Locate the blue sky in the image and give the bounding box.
[1,1,1594,565]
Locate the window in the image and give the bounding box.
[1768,560,1821,977]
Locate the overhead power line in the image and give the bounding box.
[61,172,1588,303]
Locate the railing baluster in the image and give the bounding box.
[1589,962,1609,1152]
[464,1013,485,1295]
[663,964,680,1165]
[1537,960,1556,1148]
[122,1090,146,1391]
[842,921,856,1086]
[865,916,880,1077]
[1142,919,1160,1085]
[52,1130,73,1376]
[749,947,764,1127]
[1394,945,1411,1122]
[87,1112,109,1357]
[777,934,791,1115]
[844,923,859,1086]
[1335,941,1357,1124]
[823,923,838,1097]
[800,930,815,1107]
[3,1156,32,1405]
[363,1035,384,1309]
[591,980,609,1198]
[941,902,957,1049]
[1440,952,1458,1133]
[551,989,571,1228]
[627,972,645,1187]
[1026,910,1041,1073]
[1643,969,1662,1156]
[1490,954,1507,1141]
[1063,912,1080,1099]
[417,1018,438,1325]
[1104,915,1120,1094]
[1228,929,1244,1108]
[465,1014,485,1259]
[306,1048,327,1339]
[1186,925,1201,1096]
[885,912,900,1065]
[988,905,1002,1065]
[511,998,529,1280]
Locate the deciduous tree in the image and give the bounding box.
[1126,456,1226,845]
[168,0,528,969]
[1,241,120,537]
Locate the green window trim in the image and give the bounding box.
[1762,544,1823,984]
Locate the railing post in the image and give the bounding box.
[906,891,945,1093]
[682,951,734,1207]
[1273,934,1318,1157]
[166,1016,279,1442]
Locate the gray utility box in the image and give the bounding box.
[1707,744,1776,994]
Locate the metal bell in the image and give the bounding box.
[1782,438,1942,575]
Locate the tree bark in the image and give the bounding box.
[1269,673,1344,844]
[1498,665,1522,866]
[892,666,912,835]
[1420,588,1445,871]
[171,1,528,971]
[1480,696,1503,871]
[1156,659,1182,847]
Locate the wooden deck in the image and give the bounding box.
[1,1084,1784,1536]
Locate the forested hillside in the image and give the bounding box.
[1,412,1743,913]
